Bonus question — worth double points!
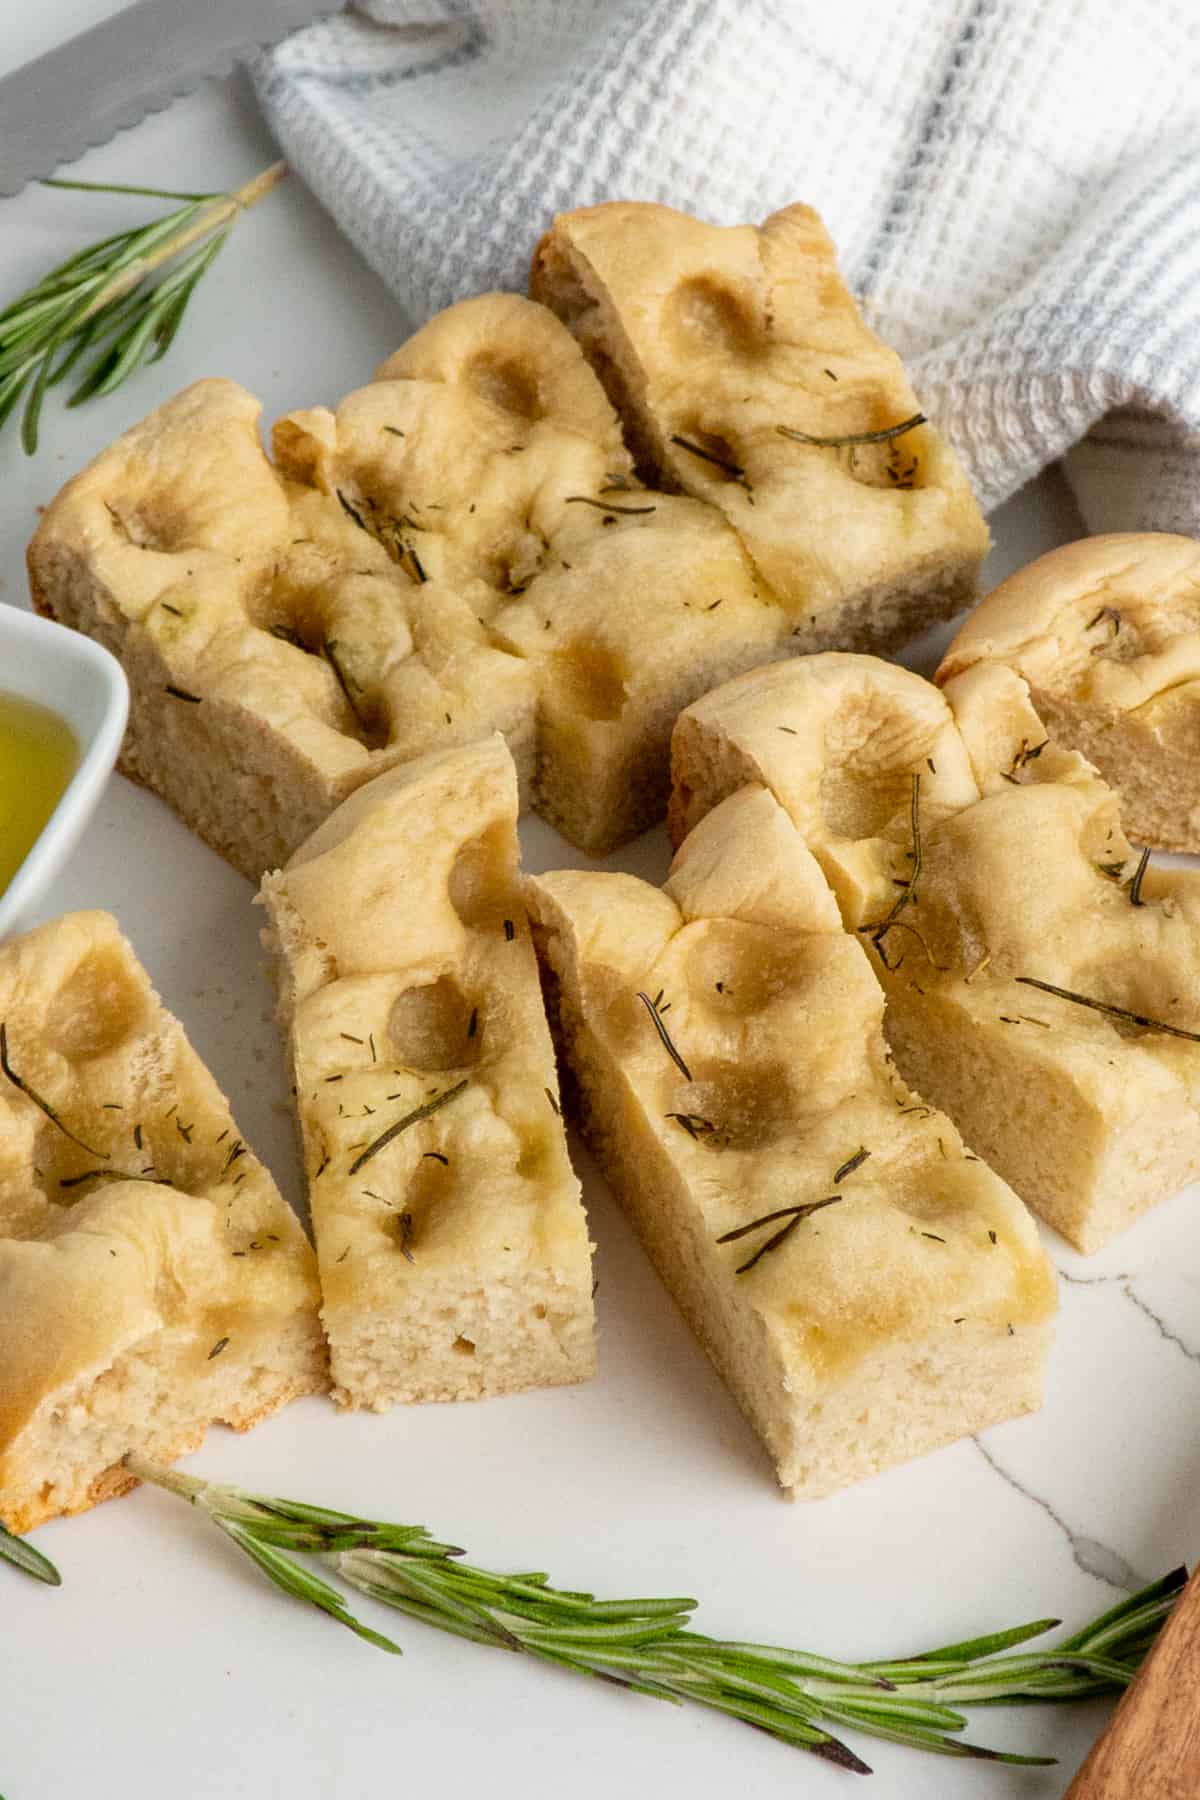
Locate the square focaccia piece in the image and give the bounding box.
[527,785,1054,1499]
[0,912,326,1534]
[531,201,989,648]
[259,735,595,1409]
[938,533,1200,853]
[277,293,790,853]
[672,652,1200,1254]
[27,377,536,882]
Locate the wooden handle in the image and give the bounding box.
[1065,1564,1200,1797]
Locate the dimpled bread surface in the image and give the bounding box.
[672,653,1200,1253]
[30,292,791,870]
[0,912,326,1534]
[938,533,1200,852]
[526,785,1054,1499]
[531,200,990,647]
[258,736,595,1409]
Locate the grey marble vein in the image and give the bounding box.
[973,1438,1149,1592]
[1059,1266,1200,1365]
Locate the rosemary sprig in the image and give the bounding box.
[777,413,925,449]
[565,495,657,516]
[125,1459,1184,1775]
[0,1519,61,1586]
[1014,978,1200,1042]
[1,163,285,452]
[860,773,923,955]
[1,1021,108,1156]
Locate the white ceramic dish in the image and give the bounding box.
[0,602,128,938]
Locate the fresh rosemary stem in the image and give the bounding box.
[1,161,286,452]
[124,1457,1182,1776]
[0,1518,60,1585]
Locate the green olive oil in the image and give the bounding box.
[0,692,79,898]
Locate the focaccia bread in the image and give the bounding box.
[938,533,1200,852]
[0,912,326,1534]
[527,786,1054,1499]
[531,201,990,647]
[258,736,595,1409]
[30,294,789,869]
[672,653,1200,1253]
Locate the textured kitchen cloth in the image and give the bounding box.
[253,0,1200,532]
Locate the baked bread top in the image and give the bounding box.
[529,782,1054,1374]
[0,911,323,1508]
[938,533,1200,716]
[531,201,990,622]
[259,736,593,1336]
[671,653,1200,1250]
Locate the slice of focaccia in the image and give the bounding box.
[259,736,595,1409]
[672,653,1200,1254]
[527,786,1054,1499]
[26,377,535,882]
[0,912,326,1534]
[938,533,1200,852]
[531,201,990,648]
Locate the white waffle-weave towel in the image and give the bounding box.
[253,0,1200,532]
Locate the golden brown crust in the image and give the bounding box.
[531,200,990,639]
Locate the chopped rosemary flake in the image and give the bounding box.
[382,426,405,437]
[340,1033,364,1045]
[176,1119,193,1144]
[1129,846,1151,907]
[58,1168,169,1190]
[164,684,202,703]
[406,545,427,584]
[504,919,515,942]
[422,1151,449,1166]
[348,1081,469,1175]
[369,1033,377,1063]
[666,1111,717,1141]
[833,1147,870,1183]
[921,1232,946,1243]
[467,1009,478,1039]
[668,435,746,480]
[824,368,838,380]
[717,1196,843,1274]
[322,638,368,726]
[102,1102,123,1110]
[160,602,183,617]
[565,495,657,516]
[1,1023,108,1156]
[1015,977,1200,1042]
[337,488,368,532]
[636,990,693,1082]
[207,1337,230,1361]
[988,1230,998,1245]
[544,1087,561,1117]
[133,1124,143,1150]
[778,412,925,449]
[398,1211,416,1263]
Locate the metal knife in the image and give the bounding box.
[0,0,345,197]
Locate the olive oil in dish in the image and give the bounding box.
[0,692,78,897]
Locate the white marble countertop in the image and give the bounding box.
[5,10,1193,1798]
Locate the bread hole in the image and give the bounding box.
[466,353,541,422]
[687,923,797,1017]
[452,1334,476,1356]
[666,277,760,359]
[549,639,627,722]
[388,976,482,1071]
[43,946,147,1060]
[819,765,915,841]
[448,823,516,931]
[672,1061,794,1151]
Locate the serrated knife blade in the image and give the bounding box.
[0,0,344,197]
